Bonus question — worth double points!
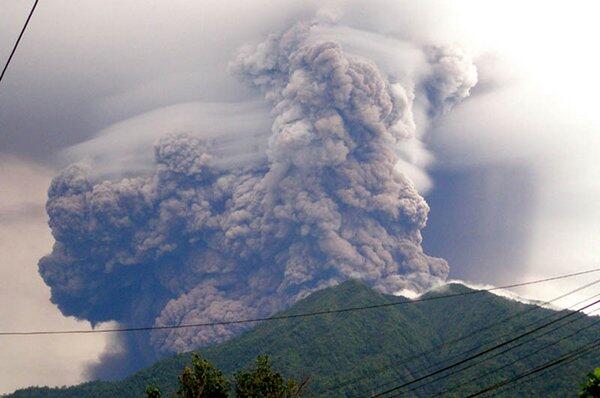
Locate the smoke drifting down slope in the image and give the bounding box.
[39,20,476,359]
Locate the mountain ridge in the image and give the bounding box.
[6,280,599,397]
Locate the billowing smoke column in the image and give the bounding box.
[39,20,476,361]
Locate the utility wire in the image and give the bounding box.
[441,307,600,397]
[488,342,597,397]
[0,0,40,85]
[465,336,600,397]
[400,291,600,394]
[370,297,600,397]
[375,289,600,397]
[325,277,600,396]
[410,302,600,396]
[2,267,600,337]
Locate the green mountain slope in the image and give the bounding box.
[6,281,599,397]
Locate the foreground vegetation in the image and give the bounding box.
[146,353,305,398]
[580,368,600,397]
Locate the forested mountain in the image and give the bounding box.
[7,281,599,397]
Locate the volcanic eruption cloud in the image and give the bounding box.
[39,15,477,368]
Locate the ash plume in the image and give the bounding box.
[39,17,477,371]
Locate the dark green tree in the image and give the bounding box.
[145,385,162,398]
[234,355,305,398]
[580,368,600,398]
[177,353,230,398]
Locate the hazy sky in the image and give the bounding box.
[1,0,599,393]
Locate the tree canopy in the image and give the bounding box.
[234,355,304,398]
[147,353,303,398]
[580,368,600,398]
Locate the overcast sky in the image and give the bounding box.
[1,0,599,393]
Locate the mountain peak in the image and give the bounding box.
[425,282,477,296]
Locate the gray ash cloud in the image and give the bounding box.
[39,19,476,366]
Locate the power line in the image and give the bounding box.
[0,0,40,85]
[2,267,599,337]
[402,291,600,394]
[375,289,600,397]
[441,307,600,396]
[488,340,597,397]
[370,297,600,397]
[324,277,600,396]
[406,299,600,396]
[465,336,600,397]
